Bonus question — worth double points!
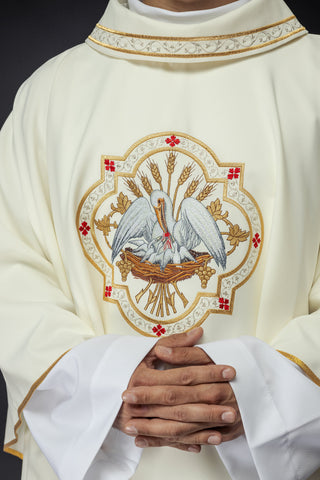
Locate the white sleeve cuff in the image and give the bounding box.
[23,335,157,480]
[201,337,320,480]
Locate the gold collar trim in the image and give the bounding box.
[88,15,306,59]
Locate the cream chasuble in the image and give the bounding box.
[1,0,320,478]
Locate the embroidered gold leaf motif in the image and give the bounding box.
[111,192,132,214]
[227,224,250,246]
[207,199,228,221]
[95,215,118,236]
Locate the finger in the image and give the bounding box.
[124,418,207,438]
[122,383,232,405]
[155,345,211,365]
[135,430,223,446]
[133,425,244,447]
[129,403,237,425]
[135,437,201,453]
[130,363,236,388]
[214,423,245,442]
[157,327,204,349]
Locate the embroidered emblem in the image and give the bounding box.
[77,132,263,336]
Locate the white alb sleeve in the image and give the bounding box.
[23,335,157,480]
[201,337,320,480]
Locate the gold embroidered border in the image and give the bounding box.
[87,15,306,59]
[3,350,70,459]
[95,15,297,41]
[278,350,320,387]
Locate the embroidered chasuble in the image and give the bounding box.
[1,0,320,478]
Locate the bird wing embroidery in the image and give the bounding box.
[174,197,227,269]
[111,197,156,262]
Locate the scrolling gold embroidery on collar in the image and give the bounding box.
[88,15,306,59]
[95,15,297,41]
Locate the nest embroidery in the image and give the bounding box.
[77,132,263,336]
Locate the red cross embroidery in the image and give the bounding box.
[228,168,241,180]
[252,233,261,248]
[152,324,166,337]
[219,298,230,311]
[105,159,115,172]
[105,286,112,297]
[166,135,180,147]
[79,221,91,236]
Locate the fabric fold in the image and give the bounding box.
[201,337,320,480]
[23,335,157,480]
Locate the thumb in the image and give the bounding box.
[155,327,203,351]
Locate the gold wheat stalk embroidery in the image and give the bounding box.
[138,173,153,195]
[176,177,201,220]
[124,178,143,198]
[148,159,163,191]
[196,183,216,202]
[172,164,193,213]
[166,152,177,196]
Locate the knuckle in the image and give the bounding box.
[131,376,143,387]
[176,348,190,363]
[207,366,219,382]
[208,386,223,404]
[140,391,150,404]
[168,426,180,437]
[164,389,177,405]
[174,407,188,422]
[207,407,218,424]
[191,433,203,445]
[180,371,193,386]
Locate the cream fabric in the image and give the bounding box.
[0,0,320,478]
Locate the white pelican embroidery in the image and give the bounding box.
[112,190,226,271]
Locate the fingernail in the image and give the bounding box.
[208,435,221,445]
[125,425,138,434]
[187,327,202,336]
[188,446,200,453]
[136,439,148,448]
[122,392,138,403]
[222,368,234,380]
[221,411,235,423]
[156,346,172,356]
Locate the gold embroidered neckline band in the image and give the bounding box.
[87,15,306,59]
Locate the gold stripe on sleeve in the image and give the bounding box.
[3,349,71,459]
[278,350,320,387]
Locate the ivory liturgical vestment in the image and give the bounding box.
[1,0,320,478]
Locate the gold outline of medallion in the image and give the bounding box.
[76,132,264,336]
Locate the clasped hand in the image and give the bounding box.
[114,328,243,453]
